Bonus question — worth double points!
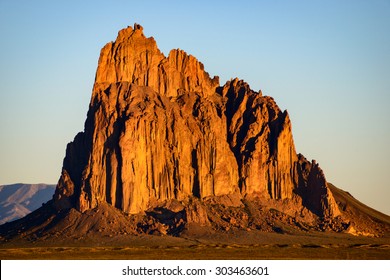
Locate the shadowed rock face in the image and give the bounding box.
[220,79,298,199]
[53,23,340,220]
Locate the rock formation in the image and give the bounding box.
[53,23,341,226]
[2,24,389,242]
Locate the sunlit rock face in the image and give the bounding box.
[53,23,340,219]
[94,24,219,98]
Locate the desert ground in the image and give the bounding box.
[1,230,389,260]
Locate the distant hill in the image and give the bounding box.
[0,184,55,225]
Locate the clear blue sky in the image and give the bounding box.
[0,0,389,215]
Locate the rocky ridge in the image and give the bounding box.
[1,24,388,240]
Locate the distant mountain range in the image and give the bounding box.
[0,184,55,225]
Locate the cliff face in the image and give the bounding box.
[67,83,239,214]
[53,23,340,221]
[220,79,298,199]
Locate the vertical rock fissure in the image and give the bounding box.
[105,151,112,205]
[109,115,125,210]
[191,148,200,198]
